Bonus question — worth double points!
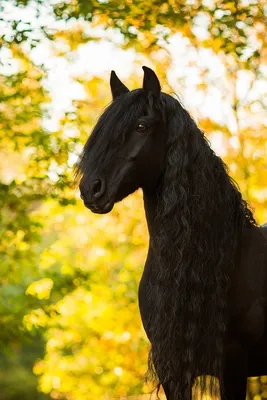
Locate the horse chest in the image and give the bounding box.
[138,260,154,340]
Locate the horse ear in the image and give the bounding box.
[142,66,161,97]
[110,70,129,99]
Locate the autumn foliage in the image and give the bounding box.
[0,1,266,399]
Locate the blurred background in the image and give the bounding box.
[0,0,266,399]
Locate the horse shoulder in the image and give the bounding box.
[227,225,267,346]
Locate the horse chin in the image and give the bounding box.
[84,200,114,214]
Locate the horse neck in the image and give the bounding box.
[143,189,160,238]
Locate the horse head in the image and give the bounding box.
[77,67,166,214]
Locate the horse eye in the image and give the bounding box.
[136,123,148,132]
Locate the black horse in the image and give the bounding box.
[76,66,267,399]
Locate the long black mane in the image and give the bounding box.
[146,93,256,397]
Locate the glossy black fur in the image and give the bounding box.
[76,67,267,399]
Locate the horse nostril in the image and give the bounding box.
[92,179,105,198]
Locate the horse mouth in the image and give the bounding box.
[84,200,114,214]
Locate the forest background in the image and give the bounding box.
[0,0,267,399]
